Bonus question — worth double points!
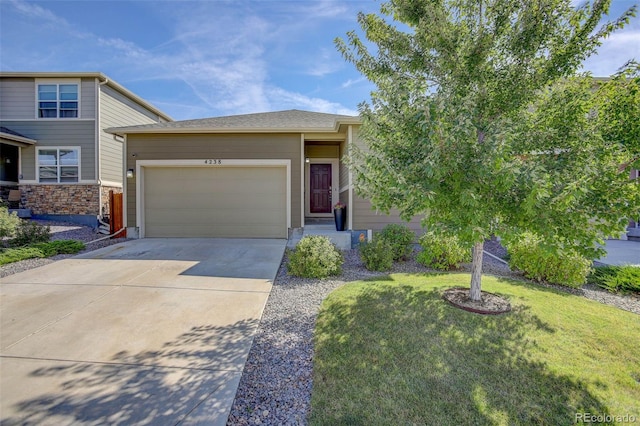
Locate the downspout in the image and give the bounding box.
[347,125,353,231]
[96,77,109,219]
[300,134,305,229]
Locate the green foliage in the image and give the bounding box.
[506,233,592,288]
[10,220,51,247]
[595,61,640,164]
[417,232,470,270]
[0,206,20,240]
[588,265,640,294]
[359,237,394,271]
[336,0,638,294]
[287,235,343,278]
[0,240,85,266]
[377,224,415,261]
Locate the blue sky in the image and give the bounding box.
[1,0,639,121]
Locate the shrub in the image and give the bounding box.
[0,240,85,265]
[287,235,343,278]
[417,231,470,270]
[359,237,394,271]
[506,233,591,288]
[588,265,640,293]
[378,224,415,261]
[10,220,51,247]
[33,240,86,256]
[0,206,21,240]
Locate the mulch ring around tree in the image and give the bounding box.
[443,287,512,315]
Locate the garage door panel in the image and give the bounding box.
[143,166,287,238]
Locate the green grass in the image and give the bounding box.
[0,240,85,265]
[310,274,640,425]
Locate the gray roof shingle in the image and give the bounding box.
[106,109,360,134]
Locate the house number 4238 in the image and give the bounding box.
[204,159,222,165]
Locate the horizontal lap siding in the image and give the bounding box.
[0,120,96,181]
[126,133,302,229]
[0,78,34,119]
[352,193,424,237]
[99,85,164,185]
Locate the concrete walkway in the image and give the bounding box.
[597,239,640,267]
[0,238,286,425]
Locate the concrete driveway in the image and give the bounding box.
[0,238,286,425]
[597,239,640,267]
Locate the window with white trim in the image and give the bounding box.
[37,83,78,118]
[37,148,80,183]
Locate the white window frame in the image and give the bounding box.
[36,147,81,183]
[35,79,81,119]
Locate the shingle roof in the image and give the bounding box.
[0,126,37,144]
[106,109,360,134]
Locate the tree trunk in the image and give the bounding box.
[470,241,484,301]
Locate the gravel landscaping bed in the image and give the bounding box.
[228,243,639,425]
[0,219,130,279]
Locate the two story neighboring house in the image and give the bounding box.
[0,72,172,227]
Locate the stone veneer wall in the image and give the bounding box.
[100,186,123,217]
[20,184,100,215]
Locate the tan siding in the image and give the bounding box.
[0,121,96,181]
[99,85,164,184]
[0,78,36,119]
[352,193,424,236]
[339,139,349,190]
[126,133,302,229]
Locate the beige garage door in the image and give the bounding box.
[143,166,287,238]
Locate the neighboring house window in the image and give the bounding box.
[37,148,79,183]
[37,84,78,118]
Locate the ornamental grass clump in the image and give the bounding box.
[287,235,343,278]
[0,206,20,241]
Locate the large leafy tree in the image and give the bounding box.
[337,0,638,300]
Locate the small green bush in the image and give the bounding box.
[0,206,20,240]
[588,265,640,293]
[506,233,591,288]
[10,220,51,247]
[378,224,415,261]
[417,231,470,270]
[287,235,343,278]
[0,240,85,265]
[359,237,394,271]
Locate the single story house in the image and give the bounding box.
[0,72,172,226]
[106,109,423,239]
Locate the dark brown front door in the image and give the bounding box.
[310,163,332,213]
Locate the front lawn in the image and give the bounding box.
[310,274,640,425]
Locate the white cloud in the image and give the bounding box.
[267,87,357,115]
[341,77,367,88]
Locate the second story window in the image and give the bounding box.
[37,84,78,118]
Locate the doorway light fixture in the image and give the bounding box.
[126,169,134,178]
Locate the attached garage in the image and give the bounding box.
[138,160,290,238]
